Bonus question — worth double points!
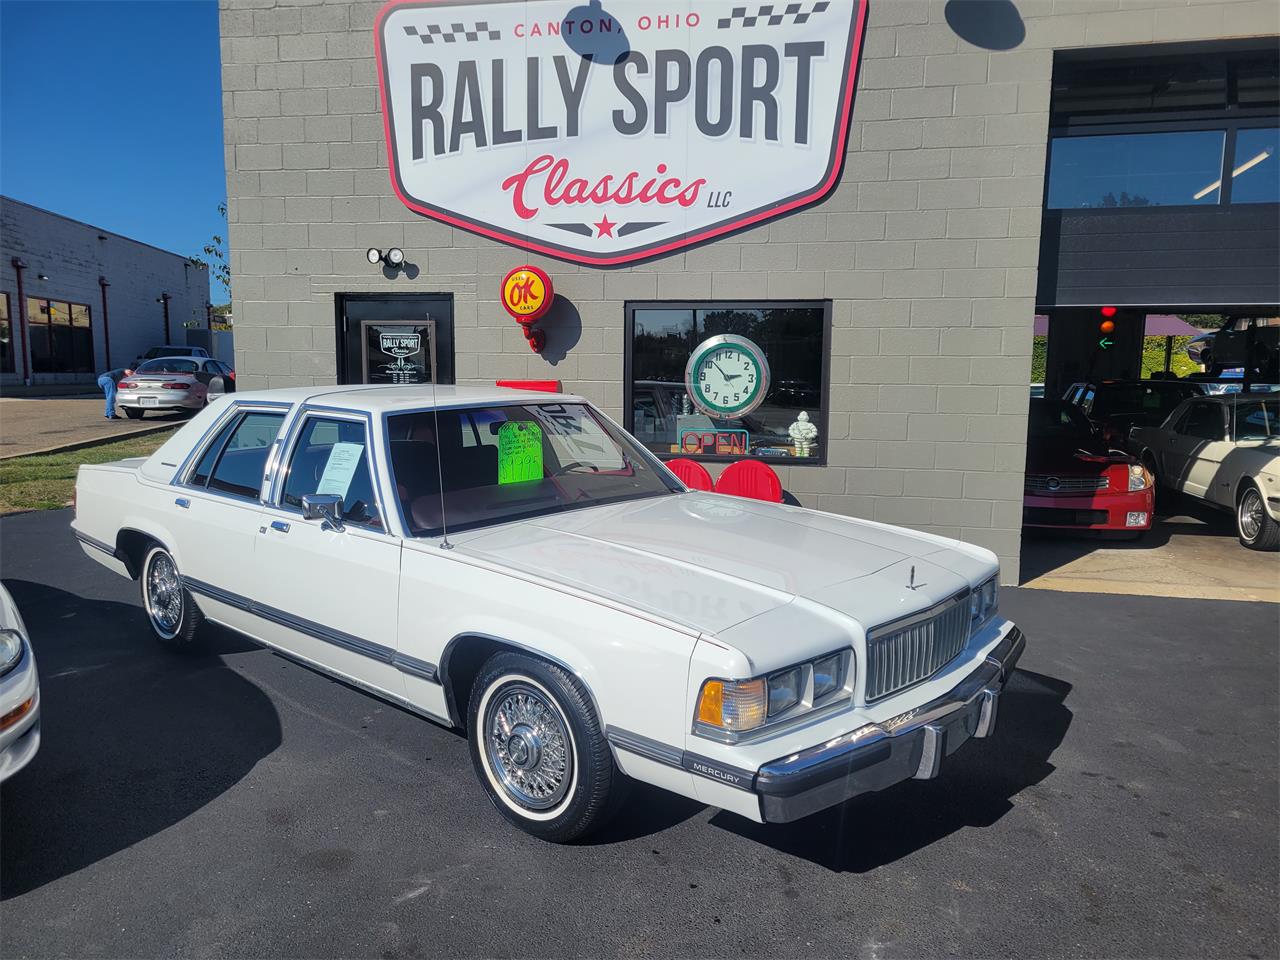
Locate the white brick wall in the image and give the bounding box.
[0,197,213,382]
[218,0,1279,582]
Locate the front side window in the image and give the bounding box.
[628,303,828,463]
[1047,131,1226,208]
[389,403,680,537]
[282,417,382,529]
[1180,403,1226,441]
[190,410,285,500]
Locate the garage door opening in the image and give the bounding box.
[1022,309,1280,601]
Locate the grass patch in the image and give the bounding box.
[0,430,176,514]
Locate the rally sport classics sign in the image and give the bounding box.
[375,0,868,266]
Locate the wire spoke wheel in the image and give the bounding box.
[145,551,184,638]
[1239,488,1264,542]
[483,682,574,812]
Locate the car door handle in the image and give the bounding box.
[175,497,190,509]
[270,520,291,533]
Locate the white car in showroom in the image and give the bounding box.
[0,583,40,781]
[1129,393,1280,550]
[71,386,1024,841]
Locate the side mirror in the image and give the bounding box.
[301,493,345,530]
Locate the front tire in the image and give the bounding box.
[1237,484,1280,551]
[467,652,621,842]
[141,545,204,646]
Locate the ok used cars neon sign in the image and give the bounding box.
[375,0,868,267]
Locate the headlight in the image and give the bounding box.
[1128,463,1152,491]
[767,667,801,717]
[812,653,843,700]
[971,576,999,630]
[695,651,852,739]
[0,629,25,678]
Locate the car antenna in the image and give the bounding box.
[429,352,453,550]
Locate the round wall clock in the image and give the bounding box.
[684,334,771,419]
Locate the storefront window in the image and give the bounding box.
[1047,131,1226,208]
[25,297,93,373]
[627,302,828,463]
[0,293,12,373]
[1229,127,1279,203]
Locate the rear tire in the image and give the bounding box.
[141,545,204,647]
[123,408,145,420]
[1237,484,1280,551]
[467,651,622,842]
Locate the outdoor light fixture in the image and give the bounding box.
[366,247,406,268]
[37,274,49,281]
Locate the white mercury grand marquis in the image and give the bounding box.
[72,386,1025,841]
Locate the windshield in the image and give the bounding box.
[137,358,199,374]
[1028,400,1094,440]
[1093,382,1199,421]
[389,402,682,537]
[1233,398,1280,441]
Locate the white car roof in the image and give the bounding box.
[226,384,587,413]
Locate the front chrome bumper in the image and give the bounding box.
[754,627,1025,823]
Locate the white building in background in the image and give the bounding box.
[0,196,224,389]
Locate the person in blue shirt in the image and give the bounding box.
[97,367,132,420]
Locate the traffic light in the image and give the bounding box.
[1098,306,1117,348]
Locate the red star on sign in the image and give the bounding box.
[594,215,617,238]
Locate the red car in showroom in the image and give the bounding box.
[1023,398,1154,537]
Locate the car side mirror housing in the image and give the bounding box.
[301,493,345,530]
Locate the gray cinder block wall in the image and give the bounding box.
[0,197,211,382]
[217,0,1278,583]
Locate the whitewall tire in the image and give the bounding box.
[141,545,204,647]
[467,652,622,842]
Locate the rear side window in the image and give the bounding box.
[1180,403,1225,441]
[188,410,285,499]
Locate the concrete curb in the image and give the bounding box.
[0,422,178,461]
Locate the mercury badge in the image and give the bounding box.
[501,264,554,353]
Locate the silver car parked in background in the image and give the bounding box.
[116,357,236,419]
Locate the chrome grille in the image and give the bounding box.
[865,593,971,703]
[1025,474,1108,492]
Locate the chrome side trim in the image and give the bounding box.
[74,531,118,558]
[202,616,451,728]
[181,577,439,684]
[605,725,757,793]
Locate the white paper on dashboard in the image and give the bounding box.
[316,442,364,499]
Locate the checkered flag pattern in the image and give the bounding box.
[402,22,501,43]
[717,2,831,28]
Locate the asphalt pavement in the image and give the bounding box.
[1,508,1276,959]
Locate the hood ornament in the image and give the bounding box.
[907,565,927,591]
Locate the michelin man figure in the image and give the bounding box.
[789,410,818,457]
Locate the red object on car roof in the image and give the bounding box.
[715,460,784,503]
[496,379,561,393]
[665,458,714,491]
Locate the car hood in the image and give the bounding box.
[1026,438,1132,474]
[452,494,995,644]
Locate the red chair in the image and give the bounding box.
[715,460,783,503]
[665,458,714,491]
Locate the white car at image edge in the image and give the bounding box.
[70,385,1024,841]
[0,583,41,781]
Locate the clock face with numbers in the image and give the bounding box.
[684,335,771,419]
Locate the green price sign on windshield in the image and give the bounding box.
[497,422,543,485]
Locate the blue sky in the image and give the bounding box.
[1,0,227,302]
